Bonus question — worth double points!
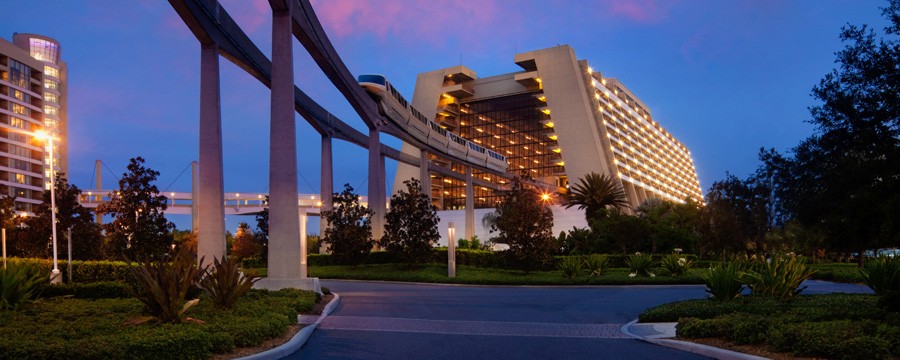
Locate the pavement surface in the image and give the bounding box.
[283,279,873,360]
[285,281,712,360]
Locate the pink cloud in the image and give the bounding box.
[607,0,667,23]
[309,0,513,44]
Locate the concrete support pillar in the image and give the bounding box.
[319,136,333,237]
[368,128,386,241]
[465,166,474,240]
[299,212,307,278]
[198,42,226,264]
[419,149,430,197]
[191,161,199,233]
[267,4,302,279]
[94,160,102,224]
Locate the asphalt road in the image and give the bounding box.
[286,281,714,360]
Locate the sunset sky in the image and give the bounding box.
[0,0,889,230]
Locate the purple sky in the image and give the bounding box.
[1,1,888,231]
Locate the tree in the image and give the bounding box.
[172,229,197,254]
[22,173,104,260]
[697,174,771,259]
[590,209,652,254]
[561,172,629,222]
[254,196,269,262]
[381,178,440,267]
[637,199,701,254]
[769,1,900,265]
[489,176,555,273]
[321,184,373,265]
[231,222,260,260]
[97,157,174,260]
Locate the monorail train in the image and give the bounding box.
[358,74,507,173]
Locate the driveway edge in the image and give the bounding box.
[237,293,341,360]
[620,319,769,360]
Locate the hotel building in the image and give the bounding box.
[0,33,67,213]
[394,45,701,211]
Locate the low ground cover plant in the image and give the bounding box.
[641,294,900,360]
[660,254,695,276]
[557,256,583,279]
[626,253,657,277]
[0,262,44,311]
[583,254,609,277]
[0,288,317,360]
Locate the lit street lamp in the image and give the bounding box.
[34,131,61,284]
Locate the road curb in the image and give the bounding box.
[237,293,341,360]
[620,319,768,360]
[321,278,707,289]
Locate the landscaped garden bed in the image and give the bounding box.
[0,287,319,360]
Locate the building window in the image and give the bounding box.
[12,103,29,116]
[9,60,30,87]
[43,65,59,78]
[14,174,26,184]
[43,105,57,116]
[9,144,31,158]
[12,89,28,102]
[44,79,58,90]
[30,39,60,64]
[12,159,28,171]
[44,92,58,104]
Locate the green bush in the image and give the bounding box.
[41,281,130,299]
[557,256,583,279]
[862,255,900,311]
[199,256,258,309]
[0,262,45,310]
[703,262,744,302]
[660,254,694,276]
[640,299,743,322]
[677,317,732,339]
[582,254,609,277]
[745,256,815,301]
[626,253,656,276]
[811,263,866,283]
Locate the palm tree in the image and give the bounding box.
[561,172,630,221]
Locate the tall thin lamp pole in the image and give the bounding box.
[38,132,60,284]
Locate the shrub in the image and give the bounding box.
[199,256,258,309]
[490,176,556,274]
[744,256,815,301]
[677,317,732,339]
[582,254,609,277]
[625,252,656,276]
[126,246,205,324]
[640,299,743,322]
[704,262,744,302]
[557,257,583,279]
[862,255,900,311]
[41,281,130,299]
[660,254,694,276]
[0,262,44,310]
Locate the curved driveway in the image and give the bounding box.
[287,281,712,360]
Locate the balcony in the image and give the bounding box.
[443,82,474,98]
[515,71,541,89]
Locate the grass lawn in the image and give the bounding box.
[0,288,319,360]
[297,264,707,285]
[640,294,900,360]
[810,262,866,283]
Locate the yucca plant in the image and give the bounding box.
[582,254,609,277]
[199,256,259,309]
[660,254,695,276]
[626,252,656,276]
[0,263,45,311]
[558,256,583,279]
[744,255,815,301]
[704,262,745,302]
[861,255,900,310]
[125,246,205,324]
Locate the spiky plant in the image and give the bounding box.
[582,254,609,277]
[744,255,815,301]
[861,255,900,310]
[0,262,44,311]
[125,246,205,324]
[557,256,584,279]
[704,262,745,302]
[199,256,259,309]
[626,252,657,277]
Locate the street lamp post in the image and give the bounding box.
[36,131,61,284]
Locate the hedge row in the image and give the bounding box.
[8,258,131,283]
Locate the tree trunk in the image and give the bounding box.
[857,248,865,268]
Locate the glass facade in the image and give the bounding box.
[8,59,29,87]
[30,39,59,64]
[434,93,561,209]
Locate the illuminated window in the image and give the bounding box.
[43,65,59,78]
[44,79,58,90]
[14,174,26,184]
[44,92,58,104]
[43,105,58,116]
[12,104,29,116]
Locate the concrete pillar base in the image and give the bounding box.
[254,277,322,295]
